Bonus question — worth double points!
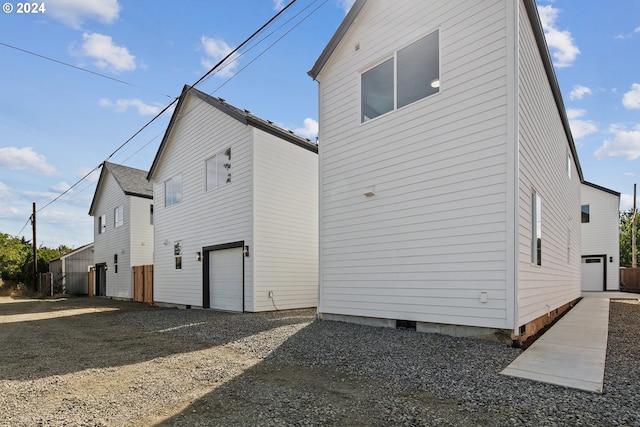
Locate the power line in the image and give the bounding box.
[27,0,302,221]
[0,42,173,99]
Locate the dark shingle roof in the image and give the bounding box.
[147,85,318,180]
[88,162,152,215]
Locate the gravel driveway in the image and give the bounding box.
[0,296,638,426]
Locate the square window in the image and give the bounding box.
[361,30,440,123]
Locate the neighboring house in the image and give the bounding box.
[147,85,318,312]
[581,181,620,291]
[89,162,154,299]
[48,243,94,294]
[308,0,584,341]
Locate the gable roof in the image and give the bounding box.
[49,243,94,262]
[147,85,318,180]
[308,0,584,182]
[582,181,620,197]
[88,162,153,215]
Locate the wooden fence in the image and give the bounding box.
[620,268,640,293]
[133,265,153,305]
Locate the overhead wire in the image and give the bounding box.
[0,42,174,99]
[16,0,328,234]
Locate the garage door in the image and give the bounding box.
[581,257,604,292]
[209,247,243,311]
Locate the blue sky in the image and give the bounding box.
[0,0,638,249]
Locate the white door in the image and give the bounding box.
[582,257,604,291]
[209,247,243,311]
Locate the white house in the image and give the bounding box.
[89,162,154,298]
[147,85,318,312]
[308,0,583,341]
[581,181,620,291]
[48,243,94,295]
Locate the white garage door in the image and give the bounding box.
[209,247,243,312]
[581,257,604,292]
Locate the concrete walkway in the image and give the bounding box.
[501,291,640,393]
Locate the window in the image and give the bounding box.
[361,30,439,122]
[113,254,118,274]
[532,192,542,266]
[581,205,590,223]
[567,151,572,179]
[114,205,123,228]
[206,148,232,191]
[165,175,182,207]
[174,240,182,270]
[150,204,154,225]
[98,214,106,234]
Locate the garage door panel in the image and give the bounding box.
[209,247,243,311]
[581,257,603,292]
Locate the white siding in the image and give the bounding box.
[581,184,620,290]
[151,94,254,308]
[129,196,154,267]
[316,0,512,328]
[516,0,581,326]
[92,172,132,298]
[253,129,318,311]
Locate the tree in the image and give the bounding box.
[0,232,67,288]
[620,210,639,268]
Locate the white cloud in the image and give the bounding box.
[272,0,286,10]
[337,0,356,14]
[47,0,120,29]
[50,182,72,193]
[200,36,239,78]
[293,118,319,139]
[0,147,57,175]
[620,194,635,211]
[622,83,640,110]
[537,5,580,68]
[79,32,136,73]
[566,109,598,140]
[99,98,162,115]
[569,85,592,100]
[594,124,640,160]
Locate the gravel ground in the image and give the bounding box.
[0,296,639,426]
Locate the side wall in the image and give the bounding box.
[253,129,318,311]
[151,95,254,308]
[129,196,154,267]
[65,246,94,294]
[516,0,581,327]
[92,172,133,299]
[581,184,620,290]
[316,0,512,329]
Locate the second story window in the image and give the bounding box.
[114,205,123,228]
[362,29,440,122]
[206,148,232,191]
[165,175,182,207]
[98,214,106,234]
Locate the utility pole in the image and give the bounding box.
[633,184,637,268]
[32,202,37,291]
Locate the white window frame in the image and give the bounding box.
[361,29,440,123]
[206,148,232,192]
[114,205,124,228]
[164,175,182,207]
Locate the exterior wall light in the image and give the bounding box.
[243,246,250,257]
[196,251,202,262]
